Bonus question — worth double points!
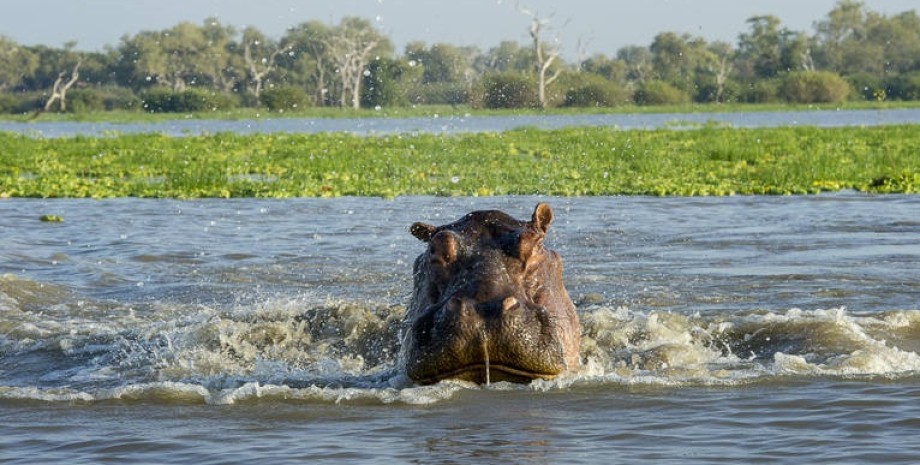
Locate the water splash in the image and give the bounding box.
[2,274,920,405]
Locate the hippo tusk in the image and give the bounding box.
[481,329,490,386]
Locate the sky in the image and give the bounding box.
[1,0,917,60]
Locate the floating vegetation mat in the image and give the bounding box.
[1,125,918,198]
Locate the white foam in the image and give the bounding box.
[575,305,920,387]
[4,280,920,404]
[0,386,95,403]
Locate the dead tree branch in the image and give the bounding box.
[518,3,562,109]
[39,58,82,115]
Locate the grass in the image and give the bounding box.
[0,125,918,198]
[3,100,920,123]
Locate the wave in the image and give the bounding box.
[3,274,920,405]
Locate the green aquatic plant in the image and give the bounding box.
[0,125,917,198]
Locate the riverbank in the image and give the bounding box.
[4,100,920,124]
[1,125,917,198]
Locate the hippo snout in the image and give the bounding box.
[405,293,570,384]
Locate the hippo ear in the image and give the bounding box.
[410,222,437,242]
[430,230,458,265]
[531,203,553,234]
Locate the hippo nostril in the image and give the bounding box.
[445,296,479,320]
[501,296,519,312]
[446,297,463,312]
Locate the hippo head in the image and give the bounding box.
[401,203,581,385]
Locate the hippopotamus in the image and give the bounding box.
[401,203,581,385]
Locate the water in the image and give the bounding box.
[2,194,919,463]
[3,108,920,137]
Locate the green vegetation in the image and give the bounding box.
[1,1,920,115]
[1,125,917,198]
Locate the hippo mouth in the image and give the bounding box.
[403,295,573,385]
[415,363,560,385]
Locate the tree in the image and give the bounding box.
[780,30,814,73]
[814,0,868,72]
[115,19,237,93]
[737,15,784,79]
[617,45,653,84]
[580,54,628,84]
[282,21,334,106]
[117,24,202,91]
[241,26,292,100]
[324,17,391,109]
[0,36,38,92]
[476,41,534,73]
[361,57,421,108]
[703,41,735,103]
[43,59,82,112]
[813,2,920,77]
[404,42,473,84]
[518,4,563,109]
[39,42,82,113]
[151,22,205,91]
[873,11,920,74]
[650,32,689,84]
[737,15,815,79]
[649,32,713,93]
[198,18,239,93]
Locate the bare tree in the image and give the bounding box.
[714,55,732,103]
[707,42,734,103]
[801,48,816,72]
[325,18,384,110]
[574,36,592,71]
[42,57,82,112]
[243,31,293,100]
[518,3,562,109]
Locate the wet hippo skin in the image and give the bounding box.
[401,203,581,384]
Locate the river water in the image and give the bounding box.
[2,194,919,463]
[3,107,920,137]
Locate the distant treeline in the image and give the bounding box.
[1,0,919,114]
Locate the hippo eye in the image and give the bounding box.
[523,243,546,272]
[515,229,545,267]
